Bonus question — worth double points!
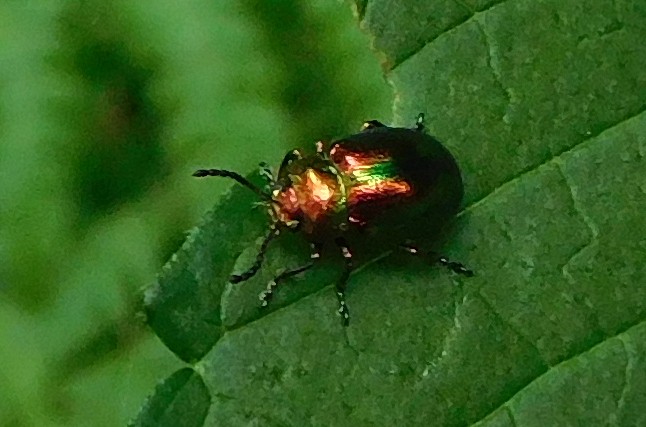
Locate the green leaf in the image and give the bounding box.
[143,176,268,362]
[143,0,646,425]
[130,368,210,427]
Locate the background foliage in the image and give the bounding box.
[0,2,389,426]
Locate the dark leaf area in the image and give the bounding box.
[142,0,646,425]
[129,368,210,427]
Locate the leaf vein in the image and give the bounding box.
[475,291,549,367]
[552,162,600,284]
[614,333,636,424]
[460,106,646,217]
[473,17,513,120]
[390,0,509,72]
[504,405,518,427]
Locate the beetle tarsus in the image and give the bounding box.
[361,120,386,131]
[259,262,315,307]
[415,113,425,132]
[258,162,274,182]
[335,237,353,326]
[400,243,473,277]
[436,255,474,277]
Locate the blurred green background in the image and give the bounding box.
[0,1,390,425]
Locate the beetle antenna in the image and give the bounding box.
[193,169,273,202]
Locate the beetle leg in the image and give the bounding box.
[361,120,386,131]
[279,149,303,170]
[230,225,280,284]
[314,140,333,162]
[400,243,473,277]
[259,243,321,306]
[258,161,274,183]
[258,162,280,195]
[315,140,325,154]
[334,237,353,326]
[414,113,425,132]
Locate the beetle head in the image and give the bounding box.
[269,149,345,235]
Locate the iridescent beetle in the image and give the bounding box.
[194,114,472,325]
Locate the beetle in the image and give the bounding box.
[194,114,472,325]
